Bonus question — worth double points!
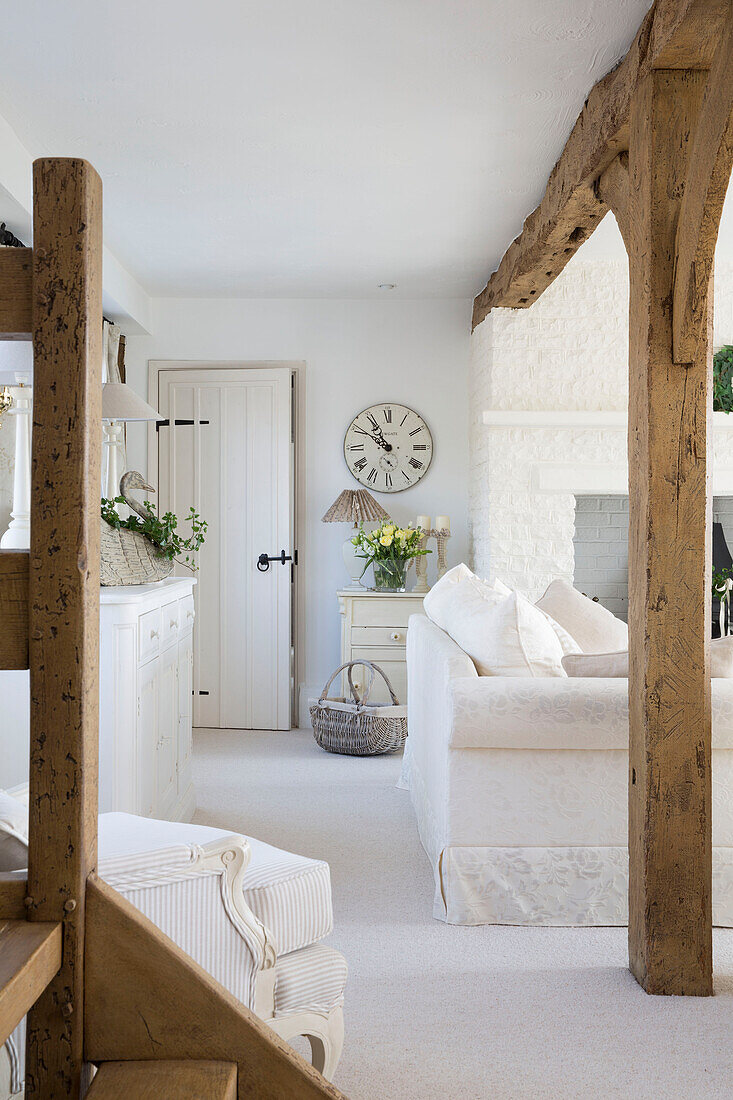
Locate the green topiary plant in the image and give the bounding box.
[713,346,733,412]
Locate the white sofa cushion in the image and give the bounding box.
[535,578,628,653]
[0,790,28,871]
[98,813,332,956]
[273,943,348,1017]
[424,565,566,677]
[446,675,733,750]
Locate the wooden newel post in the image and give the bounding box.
[628,71,713,996]
[25,159,103,1094]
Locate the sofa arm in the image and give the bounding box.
[99,835,277,1016]
[447,675,631,751]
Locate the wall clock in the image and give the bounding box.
[343,403,433,493]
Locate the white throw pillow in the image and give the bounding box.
[0,789,29,871]
[535,578,628,654]
[424,566,566,677]
[563,635,733,678]
[423,564,506,637]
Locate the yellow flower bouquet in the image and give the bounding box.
[352,519,431,591]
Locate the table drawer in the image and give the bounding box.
[161,598,180,649]
[351,625,408,647]
[351,598,424,629]
[138,607,161,664]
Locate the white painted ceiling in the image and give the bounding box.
[0,0,694,299]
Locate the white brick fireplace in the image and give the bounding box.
[469,229,733,603]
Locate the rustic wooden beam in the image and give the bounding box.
[25,159,103,1097]
[628,70,713,996]
[673,18,733,363]
[85,878,347,1100]
[471,0,729,328]
[0,550,29,669]
[595,153,631,252]
[0,248,32,339]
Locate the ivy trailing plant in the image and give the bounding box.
[713,346,733,412]
[101,496,207,571]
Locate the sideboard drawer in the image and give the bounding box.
[179,593,195,635]
[161,598,180,649]
[138,607,161,664]
[352,625,408,647]
[351,598,424,629]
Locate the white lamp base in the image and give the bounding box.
[342,534,367,590]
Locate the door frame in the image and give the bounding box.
[148,360,305,729]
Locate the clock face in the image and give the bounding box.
[343,403,433,493]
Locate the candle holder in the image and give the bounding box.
[412,531,430,593]
[429,528,451,581]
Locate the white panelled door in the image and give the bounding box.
[157,367,293,730]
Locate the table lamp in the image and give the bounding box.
[322,489,390,590]
[102,382,164,499]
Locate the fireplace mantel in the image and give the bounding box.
[483,410,733,430]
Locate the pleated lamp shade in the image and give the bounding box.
[322,489,390,526]
[102,382,164,422]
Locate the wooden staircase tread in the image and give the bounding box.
[0,919,62,1045]
[87,1060,238,1099]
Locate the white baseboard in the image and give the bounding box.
[298,683,321,730]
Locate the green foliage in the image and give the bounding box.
[713,565,733,598]
[713,346,733,413]
[101,496,207,571]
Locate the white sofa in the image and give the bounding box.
[406,612,733,926]
[2,811,346,1095]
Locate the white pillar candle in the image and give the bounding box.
[436,515,450,532]
[416,515,431,532]
[1,374,32,550]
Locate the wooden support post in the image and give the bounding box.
[25,160,103,1094]
[628,71,713,996]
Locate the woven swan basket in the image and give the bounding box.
[100,522,175,586]
[310,661,407,756]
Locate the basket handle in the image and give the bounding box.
[348,660,400,706]
[347,661,377,706]
[318,661,374,705]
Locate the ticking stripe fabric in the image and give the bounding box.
[98,813,333,956]
[274,944,348,1017]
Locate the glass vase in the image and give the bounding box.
[372,558,408,592]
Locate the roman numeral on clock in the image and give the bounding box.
[367,468,378,484]
[353,457,367,471]
[366,413,379,431]
[384,407,392,423]
[413,444,427,451]
[409,426,422,437]
[349,444,365,451]
[409,457,424,470]
[385,472,392,488]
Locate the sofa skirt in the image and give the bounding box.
[406,743,733,927]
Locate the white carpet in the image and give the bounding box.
[192,728,733,1099]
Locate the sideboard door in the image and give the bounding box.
[156,644,179,817]
[177,628,194,802]
[138,659,159,818]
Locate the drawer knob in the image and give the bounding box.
[390,631,402,641]
[150,629,159,639]
[170,619,178,629]
[186,610,194,619]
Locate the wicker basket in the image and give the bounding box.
[100,522,175,586]
[310,661,407,756]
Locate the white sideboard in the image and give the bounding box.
[100,577,196,820]
[337,590,425,706]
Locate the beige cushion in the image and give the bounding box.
[0,789,28,871]
[563,636,733,678]
[535,579,628,654]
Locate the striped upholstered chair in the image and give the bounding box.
[2,806,346,1095]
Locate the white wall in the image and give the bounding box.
[124,297,471,722]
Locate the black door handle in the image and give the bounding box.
[257,550,298,572]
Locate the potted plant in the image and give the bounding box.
[352,520,430,592]
[714,346,733,412]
